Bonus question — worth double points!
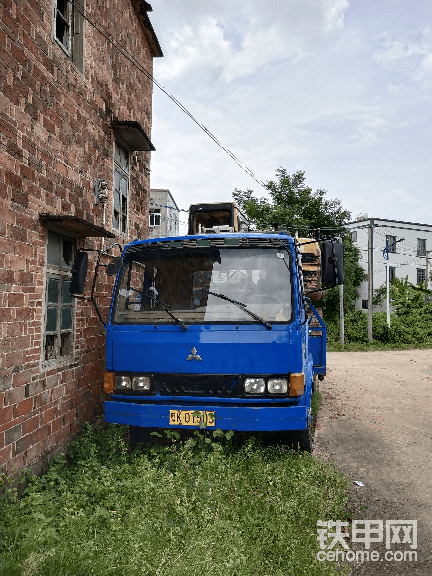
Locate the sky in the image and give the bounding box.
[147,0,432,235]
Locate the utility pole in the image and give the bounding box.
[339,283,344,345]
[386,262,390,327]
[425,250,430,304]
[368,219,374,342]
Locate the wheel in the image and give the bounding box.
[291,417,313,452]
[312,375,320,394]
[129,425,154,451]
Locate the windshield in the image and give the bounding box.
[112,246,292,325]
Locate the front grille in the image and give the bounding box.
[152,374,239,397]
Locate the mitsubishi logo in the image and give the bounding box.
[186,347,202,361]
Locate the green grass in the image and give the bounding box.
[328,341,432,352]
[0,421,350,576]
[311,391,323,434]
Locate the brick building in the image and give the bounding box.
[0,0,162,475]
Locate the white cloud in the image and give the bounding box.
[374,27,432,86]
[357,116,389,145]
[155,18,231,82]
[414,51,432,82]
[155,0,349,83]
[375,29,430,64]
[148,0,432,230]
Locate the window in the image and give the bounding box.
[44,232,75,364]
[149,209,161,227]
[362,299,368,310]
[351,231,357,242]
[417,238,426,257]
[53,0,85,72]
[417,268,425,285]
[388,266,396,282]
[113,141,129,234]
[112,246,293,325]
[386,235,397,254]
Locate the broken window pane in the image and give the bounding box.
[114,187,120,211]
[113,141,129,234]
[60,332,73,356]
[113,210,119,229]
[62,240,73,268]
[45,334,57,361]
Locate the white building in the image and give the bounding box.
[345,216,432,312]
[148,189,180,238]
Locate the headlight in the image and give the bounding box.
[132,376,151,391]
[244,378,265,394]
[115,375,131,390]
[267,378,288,394]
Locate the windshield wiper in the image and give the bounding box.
[201,288,272,330]
[130,287,188,331]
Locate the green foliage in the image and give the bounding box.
[233,169,365,320]
[328,277,432,347]
[374,276,431,316]
[0,421,350,576]
[233,168,350,236]
[320,235,366,323]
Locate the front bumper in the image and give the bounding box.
[105,399,308,431]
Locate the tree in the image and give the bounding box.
[232,168,365,319]
[233,168,350,238]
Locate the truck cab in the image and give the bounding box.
[70,204,343,451]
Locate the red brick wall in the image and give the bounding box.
[0,0,160,475]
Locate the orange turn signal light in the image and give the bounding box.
[104,371,114,394]
[289,373,304,397]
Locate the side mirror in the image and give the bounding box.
[106,257,123,276]
[70,251,89,295]
[321,241,344,285]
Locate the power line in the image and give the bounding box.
[67,0,267,190]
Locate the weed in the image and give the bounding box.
[0,422,350,576]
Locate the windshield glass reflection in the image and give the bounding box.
[112,247,292,325]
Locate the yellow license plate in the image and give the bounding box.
[169,410,216,427]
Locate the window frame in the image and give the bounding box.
[113,141,130,236]
[361,299,368,310]
[417,238,426,257]
[53,0,85,73]
[417,268,426,285]
[386,235,397,254]
[388,266,396,282]
[43,232,76,368]
[351,231,357,242]
[54,0,72,55]
[149,209,161,227]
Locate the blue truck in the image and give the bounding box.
[70,203,343,451]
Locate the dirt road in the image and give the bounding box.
[314,349,432,576]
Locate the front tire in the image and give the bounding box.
[292,417,313,452]
[129,426,153,451]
